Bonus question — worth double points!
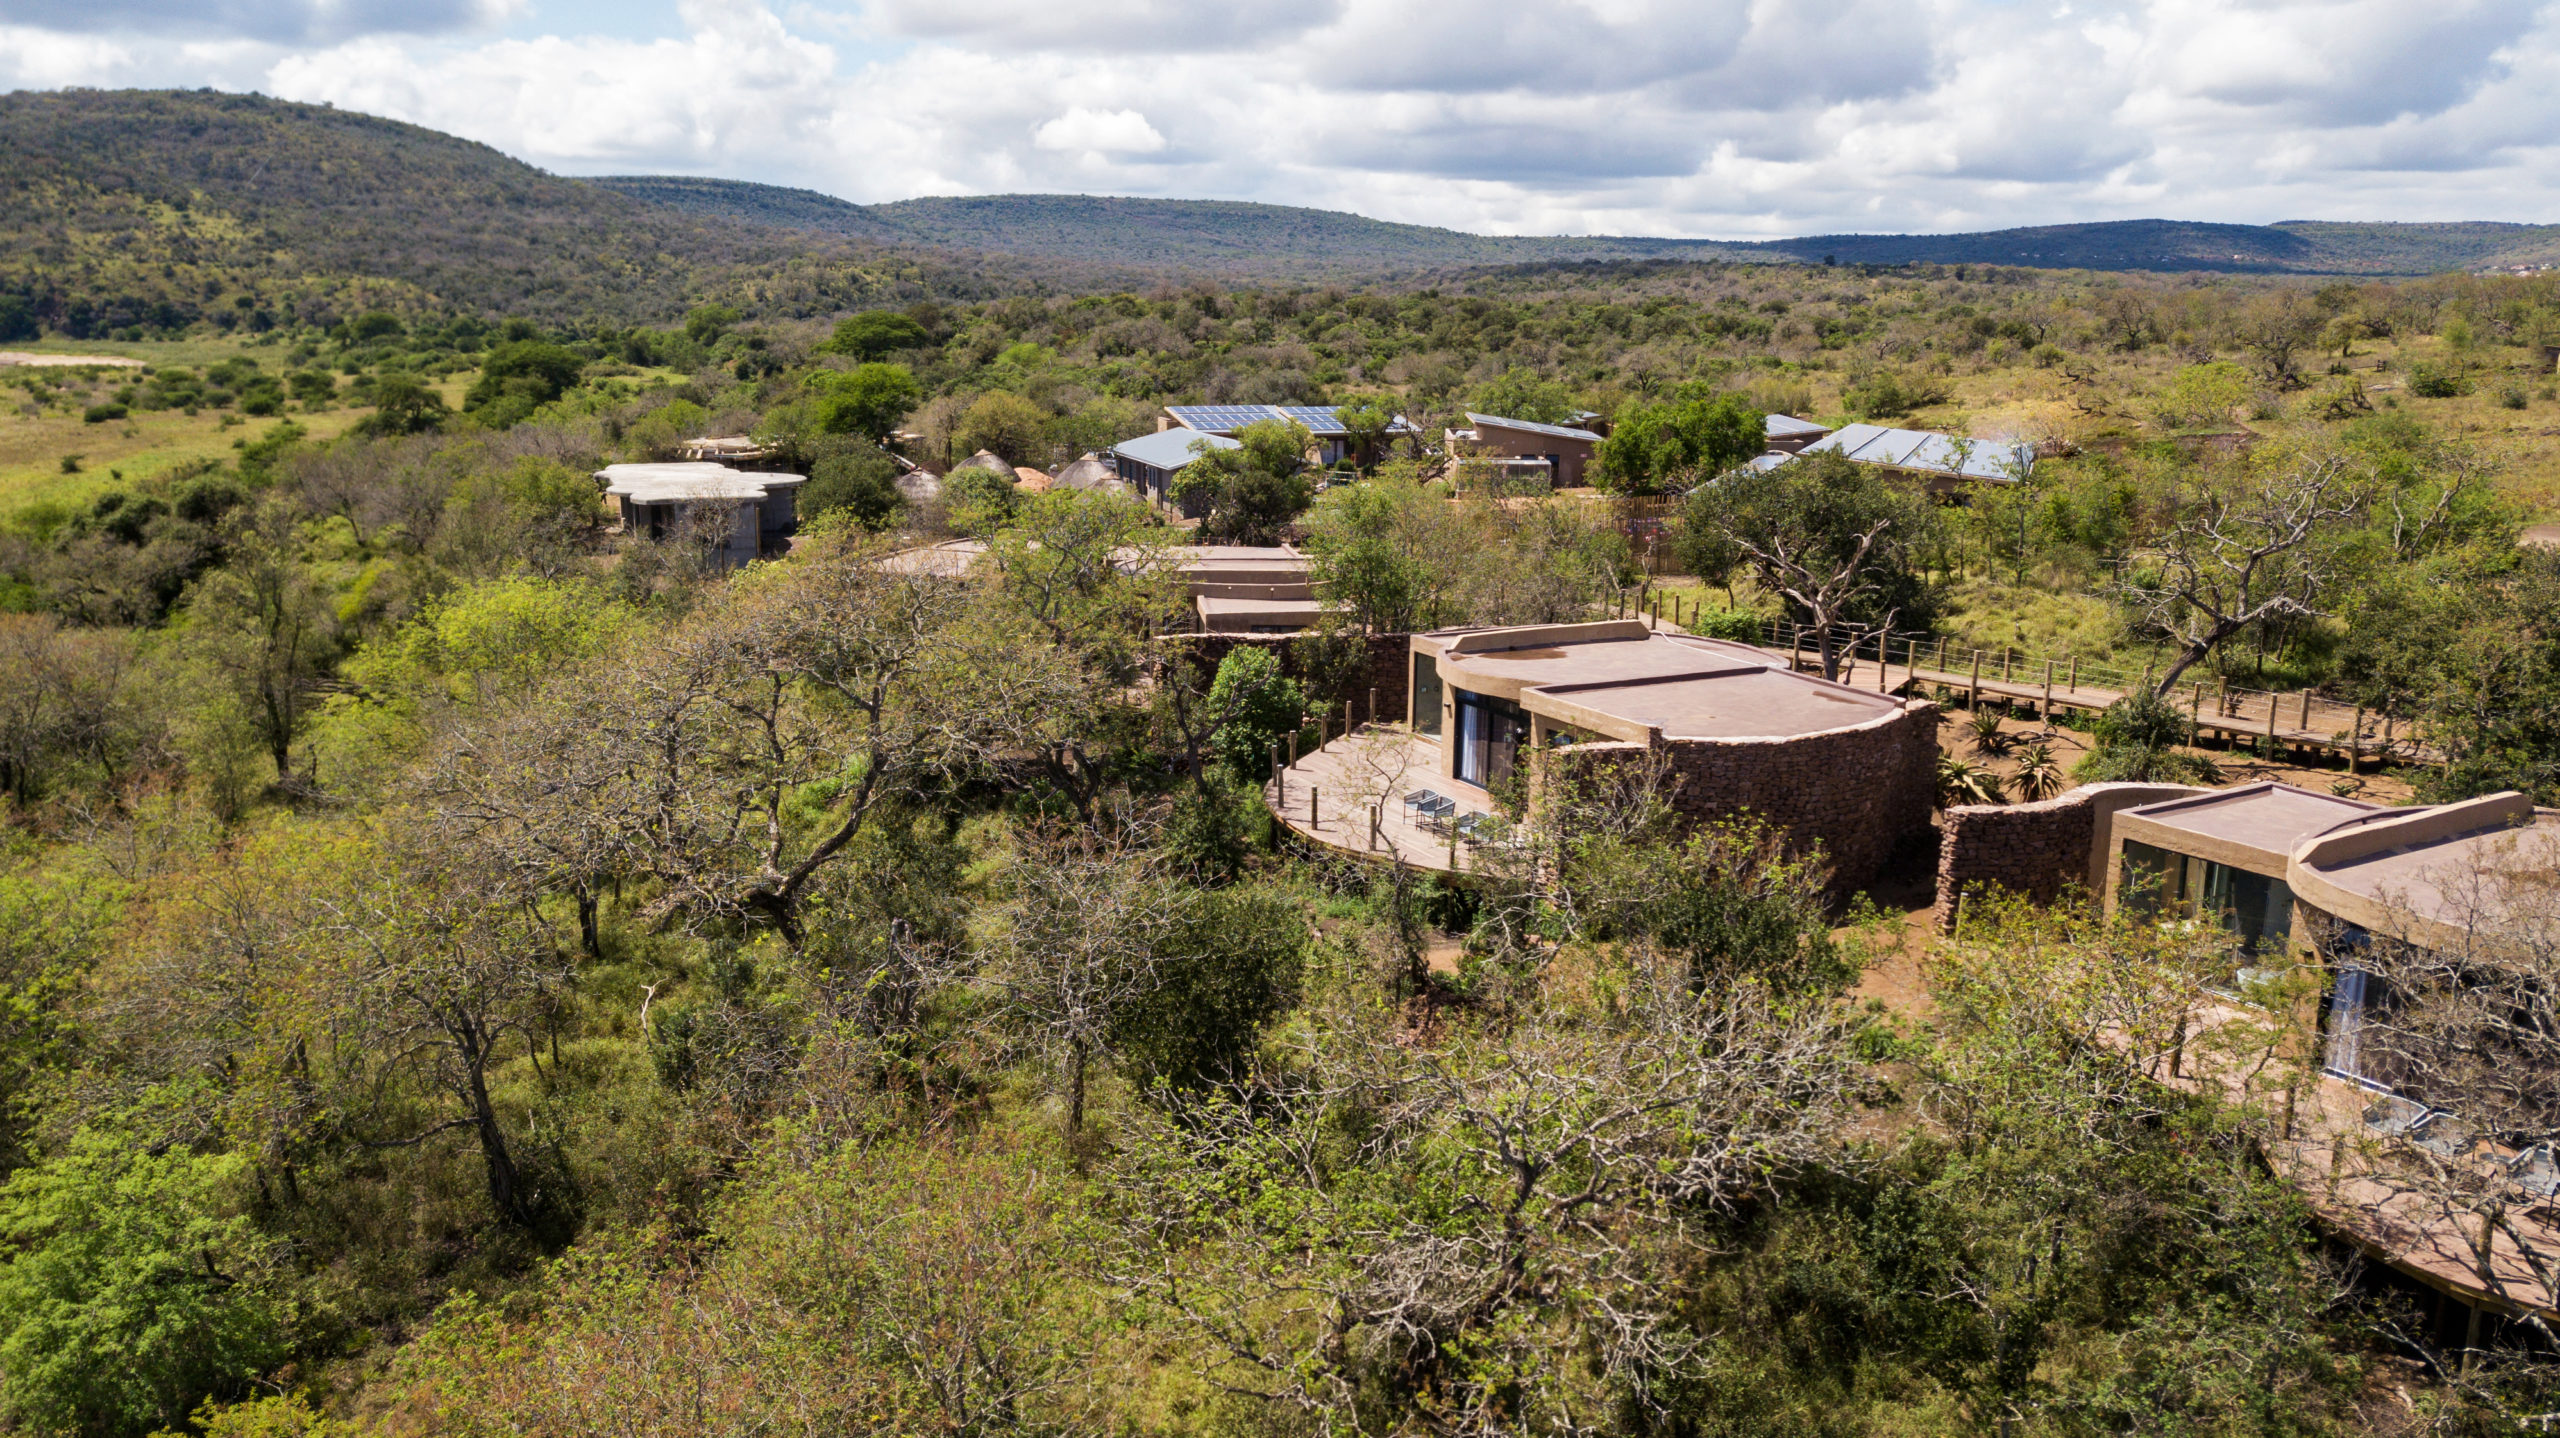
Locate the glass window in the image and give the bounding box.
[2200,862,2293,956]
[1455,689,1530,791]
[1412,654,1443,736]
[2120,840,2184,920]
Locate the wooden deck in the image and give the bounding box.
[2083,990,2560,1327]
[1266,728,1495,873]
[1792,639,2424,768]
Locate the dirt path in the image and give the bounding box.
[0,351,145,368]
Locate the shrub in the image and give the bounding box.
[81,402,126,423]
[1206,645,1306,780]
[2498,384,2529,410]
[2407,361,2473,398]
[801,447,902,530]
[2074,688,2221,785]
[0,1130,287,1438]
[1841,369,1950,420]
[2152,361,2249,429]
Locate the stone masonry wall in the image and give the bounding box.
[1540,698,1940,892]
[1933,791,2099,932]
[1931,781,2212,932]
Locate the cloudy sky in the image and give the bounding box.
[2,0,2555,238]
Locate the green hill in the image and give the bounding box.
[7,89,2555,344]
[0,90,1055,336]
[597,177,2560,278]
[590,178,1757,273]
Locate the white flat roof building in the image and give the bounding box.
[596,462,806,569]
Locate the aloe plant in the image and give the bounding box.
[1965,707,2014,758]
[1936,754,2007,808]
[2013,741,2066,802]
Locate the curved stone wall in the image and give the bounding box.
[1933,781,2211,932]
[1541,697,1939,891]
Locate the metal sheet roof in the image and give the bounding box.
[1801,424,2033,481]
[1765,413,1830,437]
[1112,428,1243,471]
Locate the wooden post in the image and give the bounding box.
[2265,691,2279,751]
[1344,698,1354,737]
[1969,649,1982,709]
[2002,648,2013,683]
[2350,705,2364,774]
[1369,804,1379,851]
[1311,786,1320,829]
[2067,654,2078,697]
[1790,626,1803,672]
[1369,686,1379,728]
[2299,690,2313,733]
[1936,634,1948,672]
[2042,659,2054,720]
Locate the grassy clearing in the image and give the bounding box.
[0,334,474,518]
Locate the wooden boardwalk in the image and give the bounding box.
[1776,634,2422,769]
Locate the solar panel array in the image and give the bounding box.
[1165,405,1280,433]
[1166,404,1421,438]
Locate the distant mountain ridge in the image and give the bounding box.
[593,176,2560,278]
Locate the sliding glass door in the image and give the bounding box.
[1454,690,1529,791]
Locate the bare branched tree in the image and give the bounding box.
[425,530,974,943]
[2116,455,2368,697]
[973,822,1183,1136]
[1113,956,1863,1432]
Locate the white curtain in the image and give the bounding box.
[2324,968,2369,1080]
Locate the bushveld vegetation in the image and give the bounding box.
[5,206,2560,1438]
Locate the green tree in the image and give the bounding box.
[1331,394,1399,471]
[359,373,446,436]
[818,310,930,361]
[1300,474,1435,632]
[178,506,340,781]
[1677,451,1938,679]
[1173,419,1313,545]
[807,363,921,443]
[1204,645,1305,780]
[1595,387,1764,494]
[462,341,584,419]
[950,391,1050,467]
[800,447,903,531]
[682,303,741,345]
[0,1128,287,1438]
[1109,886,1307,1092]
[1470,369,1580,425]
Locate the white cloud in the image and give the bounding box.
[1031,106,1166,156]
[6,0,2560,236]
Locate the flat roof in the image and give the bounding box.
[1426,626,1906,740]
[1197,595,1324,629]
[2120,783,2384,859]
[597,462,805,501]
[1559,666,1908,739]
[1766,413,1830,437]
[2300,812,2560,934]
